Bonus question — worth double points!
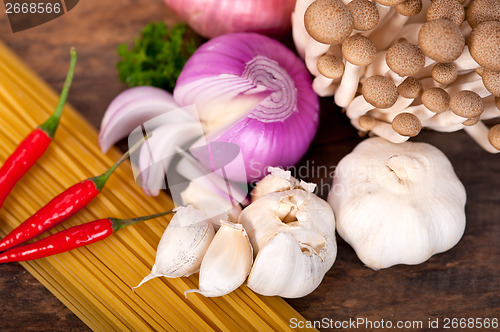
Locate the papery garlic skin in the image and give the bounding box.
[181,181,242,228]
[328,137,466,270]
[185,221,253,297]
[136,205,215,287]
[250,167,298,202]
[239,189,336,298]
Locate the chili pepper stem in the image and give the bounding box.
[90,137,146,190]
[110,210,175,233]
[38,48,77,138]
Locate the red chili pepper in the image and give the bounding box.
[0,210,173,263]
[0,149,134,252]
[0,48,77,209]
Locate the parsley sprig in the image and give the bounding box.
[117,22,197,91]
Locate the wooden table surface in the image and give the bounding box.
[0,1,498,331]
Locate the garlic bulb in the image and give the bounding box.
[328,137,466,270]
[136,205,215,287]
[185,221,253,297]
[239,187,337,298]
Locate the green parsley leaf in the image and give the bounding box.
[117,22,197,91]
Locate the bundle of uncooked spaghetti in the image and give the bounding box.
[0,40,312,331]
[293,0,500,152]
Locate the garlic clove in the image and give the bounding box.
[185,221,253,297]
[136,205,215,287]
[247,231,336,298]
[239,188,336,298]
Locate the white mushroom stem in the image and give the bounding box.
[373,4,395,28]
[445,73,490,97]
[419,47,479,73]
[369,11,410,50]
[374,95,415,114]
[370,103,436,123]
[426,122,465,132]
[313,75,340,96]
[454,47,480,71]
[463,121,500,153]
[335,64,365,107]
[481,96,500,120]
[394,22,422,45]
[406,0,430,24]
[460,23,472,39]
[346,94,376,118]
[371,121,410,143]
[386,72,413,85]
[351,115,410,143]
[364,51,389,77]
[291,0,316,59]
[304,40,333,76]
[421,110,468,128]
[346,93,416,120]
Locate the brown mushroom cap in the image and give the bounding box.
[358,114,378,130]
[432,62,458,84]
[449,90,485,118]
[392,113,422,137]
[482,69,500,96]
[462,116,481,126]
[426,0,465,26]
[362,75,399,108]
[396,0,423,16]
[475,67,484,77]
[304,0,354,45]
[347,0,379,31]
[398,77,423,98]
[317,54,345,79]
[418,19,465,62]
[465,0,500,29]
[468,21,500,71]
[488,124,500,150]
[422,87,451,113]
[342,34,377,66]
[375,0,406,6]
[386,41,425,77]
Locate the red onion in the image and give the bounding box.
[174,33,320,181]
[163,0,296,39]
[100,33,319,192]
[99,86,180,153]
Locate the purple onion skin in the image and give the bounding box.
[174,33,320,182]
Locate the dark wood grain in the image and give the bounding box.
[0,1,499,331]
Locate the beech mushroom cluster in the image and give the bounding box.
[293,0,500,152]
